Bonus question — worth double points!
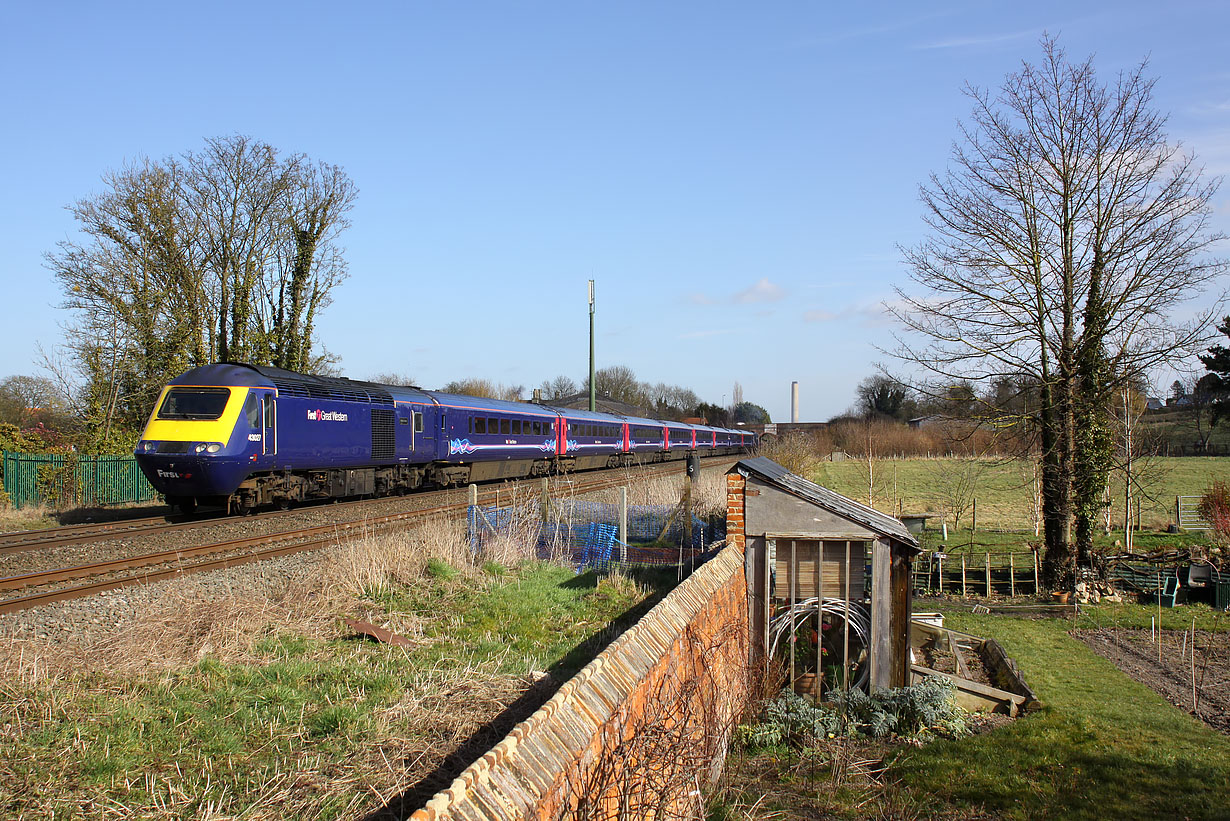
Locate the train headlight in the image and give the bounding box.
[194,443,224,454]
[138,441,156,452]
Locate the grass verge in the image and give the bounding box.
[0,531,664,819]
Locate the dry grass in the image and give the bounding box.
[0,502,657,820]
[617,465,727,519]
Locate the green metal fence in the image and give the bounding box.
[1,451,159,509]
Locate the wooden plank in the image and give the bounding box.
[985,552,992,597]
[774,540,864,600]
[869,537,892,691]
[911,664,1025,716]
[950,639,972,680]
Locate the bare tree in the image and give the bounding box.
[893,37,1225,585]
[538,374,577,400]
[45,136,356,447]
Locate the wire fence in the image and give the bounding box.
[467,495,726,572]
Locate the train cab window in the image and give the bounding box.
[474,418,486,434]
[158,387,231,421]
[243,392,260,428]
[414,412,423,433]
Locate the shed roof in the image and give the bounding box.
[730,457,920,552]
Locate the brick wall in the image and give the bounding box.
[726,471,745,549]
[409,544,751,820]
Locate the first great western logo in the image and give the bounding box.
[307,409,349,422]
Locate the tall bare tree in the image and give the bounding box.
[45,135,356,448]
[892,37,1225,585]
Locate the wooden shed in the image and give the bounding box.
[726,457,921,692]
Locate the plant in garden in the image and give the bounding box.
[1198,480,1230,547]
[741,677,968,749]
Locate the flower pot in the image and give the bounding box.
[1051,591,1070,604]
[793,673,818,697]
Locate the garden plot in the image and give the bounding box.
[1077,627,1230,735]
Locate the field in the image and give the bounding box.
[804,455,1230,532]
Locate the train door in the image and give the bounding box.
[413,406,434,458]
[622,423,630,453]
[262,393,277,456]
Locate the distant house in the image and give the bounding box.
[1145,397,1164,411]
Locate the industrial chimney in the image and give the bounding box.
[791,381,799,423]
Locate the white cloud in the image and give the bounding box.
[735,278,785,304]
[915,27,1043,50]
[689,292,717,305]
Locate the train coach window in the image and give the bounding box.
[489,417,499,434]
[474,418,486,434]
[512,420,521,434]
[158,387,231,421]
[501,419,510,435]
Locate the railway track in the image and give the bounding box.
[0,456,736,615]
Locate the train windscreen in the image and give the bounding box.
[157,387,232,420]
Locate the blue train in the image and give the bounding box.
[134,363,757,513]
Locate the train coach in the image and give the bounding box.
[134,363,756,514]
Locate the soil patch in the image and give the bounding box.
[1076,627,1230,735]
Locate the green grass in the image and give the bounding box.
[808,455,1230,532]
[0,562,660,818]
[889,606,1230,820]
[714,604,1230,820]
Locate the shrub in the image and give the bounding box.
[741,677,968,749]
[1198,481,1230,545]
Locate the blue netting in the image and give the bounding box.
[467,497,725,572]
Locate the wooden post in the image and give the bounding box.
[1033,548,1040,593]
[985,552,992,597]
[972,499,977,539]
[816,541,823,693]
[618,486,628,563]
[789,539,797,685]
[869,537,892,691]
[468,483,478,509]
[764,539,774,674]
[1010,552,1016,597]
[961,554,967,597]
[938,554,944,595]
[843,540,852,694]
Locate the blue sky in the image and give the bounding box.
[2,1,1228,421]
